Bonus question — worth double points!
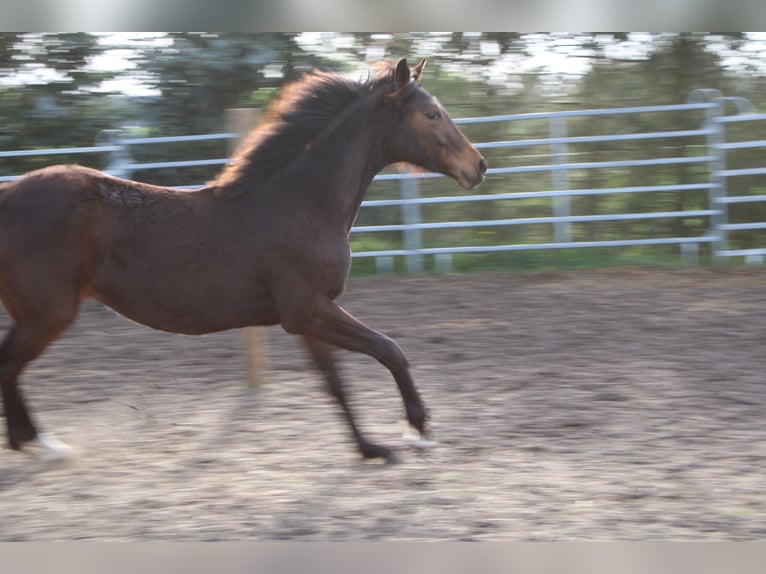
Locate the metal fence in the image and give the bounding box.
[353,90,766,271]
[2,90,766,272]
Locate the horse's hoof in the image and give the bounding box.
[402,423,438,449]
[384,450,401,464]
[25,434,73,462]
[359,440,399,463]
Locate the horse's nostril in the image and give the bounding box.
[479,157,488,174]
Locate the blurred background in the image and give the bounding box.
[5,33,766,146]
[3,32,766,272]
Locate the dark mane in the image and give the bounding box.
[211,63,398,198]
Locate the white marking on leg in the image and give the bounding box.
[401,422,438,449]
[26,434,73,462]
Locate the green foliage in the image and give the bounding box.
[134,33,303,135]
[1,33,131,175]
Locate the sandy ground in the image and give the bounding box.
[1,266,765,540]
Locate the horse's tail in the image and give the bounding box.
[0,180,10,213]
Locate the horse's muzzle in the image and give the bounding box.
[458,156,488,189]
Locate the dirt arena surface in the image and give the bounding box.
[1,266,765,541]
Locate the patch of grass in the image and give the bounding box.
[349,246,712,278]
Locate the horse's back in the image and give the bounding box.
[1,164,105,256]
[0,164,103,221]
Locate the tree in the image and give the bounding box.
[132,33,331,135]
[0,33,132,175]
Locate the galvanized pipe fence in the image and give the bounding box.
[2,90,766,272]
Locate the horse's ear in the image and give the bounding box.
[412,59,427,82]
[394,58,410,88]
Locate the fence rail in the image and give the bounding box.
[2,91,766,271]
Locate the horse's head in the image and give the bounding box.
[383,58,487,190]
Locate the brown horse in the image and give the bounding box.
[0,58,486,462]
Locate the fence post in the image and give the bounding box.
[226,108,269,388]
[549,116,572,244]
[98,129,132,179]
[706,99,728,265]
[401,170,424,274]
[686,89,729,264]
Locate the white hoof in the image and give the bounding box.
[402,423,439,449]
[26,434,73,462]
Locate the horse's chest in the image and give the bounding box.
[308,238,351,277]
[279,229,350,288]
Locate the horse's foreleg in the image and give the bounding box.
[284,298,431,453]
[301,336,398,462]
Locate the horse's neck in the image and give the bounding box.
[305,124,388,233]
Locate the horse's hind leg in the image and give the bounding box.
[0,326,39,449]
[0,313,76,458]
[301,336,398,462]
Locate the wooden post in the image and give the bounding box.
[226,108,269,388]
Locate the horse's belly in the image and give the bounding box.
[89,262,277,335]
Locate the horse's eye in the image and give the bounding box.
[425,110,441,120]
